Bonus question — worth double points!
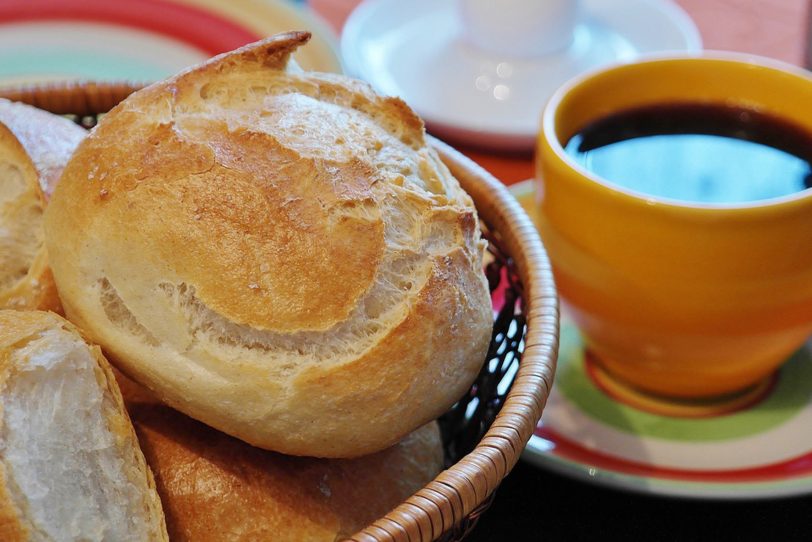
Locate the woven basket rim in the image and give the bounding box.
[0,80,560,542]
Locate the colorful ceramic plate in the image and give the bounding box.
[0,0,342,85]
[511,179,812,499]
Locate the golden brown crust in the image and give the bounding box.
[0,485,27,542]
[288,247,492,456]
[118,371,443,542]
[0,98,86,198]
[0,310,169,541]
[0,122,55,312]
[45,32,492,457]
[0,100,85,313]
[0,247,62,313]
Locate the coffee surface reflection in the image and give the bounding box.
[564,103,812,204]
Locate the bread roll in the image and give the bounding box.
[0,310,167,541]
[117,372,444,541]
[45,31,493,457]
[0,99,86,198]
[0,100,85,311]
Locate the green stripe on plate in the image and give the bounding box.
[557,321,812,441]
[0,49,174,81]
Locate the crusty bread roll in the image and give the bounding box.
[0,99,85,312]
[117,372,444,541]
[45,31,493,457]
[0,310,167,541]
[0,99,87,198]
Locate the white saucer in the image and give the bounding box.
[341,0,701,151]
[510,179,812,500]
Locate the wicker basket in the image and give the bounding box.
[0,82,560,542]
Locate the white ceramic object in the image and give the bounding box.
[342,0,701,151]
[458,0,580,57]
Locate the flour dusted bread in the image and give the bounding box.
[0,99,86,198]
[0,100,85,311]
[45,31,493,457]
[117,373,443,541]
[0,310,167,541]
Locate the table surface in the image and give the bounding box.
[308,1,812,540]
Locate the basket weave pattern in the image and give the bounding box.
[0,81,560,542]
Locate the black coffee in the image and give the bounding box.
[564,103,812,204]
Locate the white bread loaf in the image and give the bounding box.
[44,31,493,457]
[0,310,167,541]
[117,372,444,541]
[0,99,85,311]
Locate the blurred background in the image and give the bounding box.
[0,0,807,185]
[0,1,805,80]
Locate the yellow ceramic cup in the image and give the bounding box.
[537,53,812,398]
